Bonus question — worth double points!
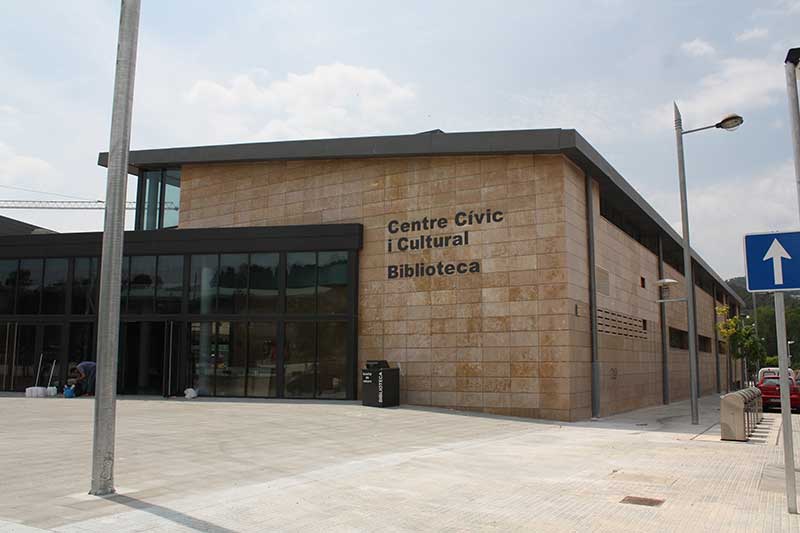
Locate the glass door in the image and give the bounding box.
[247,322,277,397]
[41,325,63,391]
[0,322,16,391]
[11,324,37,391]
[119,321,168,395]
[5,324,61,392]
[284,322,315,398]
[162,321,180,397]
[189,321,278,398]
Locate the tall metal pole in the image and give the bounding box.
[90,0,141,496]
[752,291,758,375]
[785,49,800,217]
[674,103,700,425]
[775,292,797,514]
[781,47,800,515]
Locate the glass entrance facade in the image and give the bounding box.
[0,225,361,399]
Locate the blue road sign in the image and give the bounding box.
[745,231,800,292]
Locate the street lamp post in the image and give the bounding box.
[90,0,141,496]
[673,103,743,425]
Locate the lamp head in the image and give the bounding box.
[715,114,744,131]
[656,278,679,287]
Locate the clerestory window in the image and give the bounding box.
[136,169,180,230]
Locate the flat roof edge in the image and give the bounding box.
[565,131,744,307]
[96,128,742,306]
[97,129,567,171]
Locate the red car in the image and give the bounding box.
[757,375,800,410]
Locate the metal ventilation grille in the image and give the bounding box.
[596,267,610,296]
[598,308,648,339]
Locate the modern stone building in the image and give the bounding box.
[0,129,743,421]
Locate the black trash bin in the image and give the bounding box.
[361,360,399,407]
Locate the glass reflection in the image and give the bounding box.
[287,252,316,314]
[189,255,218,314]
[156,255,183,313]
[42,258,68,314]
[142,170,161,230]
[12,325,36,391]
[318,251,348,314]
[191,322,215,396]
[42,324,62,390]
[0,260,16,314]
[163,170,181,228]
[0,323,14,391]
[218,254,248,314]
[249,253,279,313]
[284,322,315,398]
[68,322,95,380]
[17,259,43,314]
[214,321,247,396]
[128,256,156,314]
[317,322,347,399]
[72,257,98,315]
[247,322,277,397]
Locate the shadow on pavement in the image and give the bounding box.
[106,494,236,533]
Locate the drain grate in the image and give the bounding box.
[620,496,665,507]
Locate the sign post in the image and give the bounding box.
[745,231,799,514]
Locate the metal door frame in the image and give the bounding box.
[161,320,177,397]
[2,322,17,391]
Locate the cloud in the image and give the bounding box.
[681,38,715,57]
[184,63,416,142]
[648,160,798,278]
[0,141,57,188]
[736,28,769,42]
[645,56,784,131]
[505,85,639,145]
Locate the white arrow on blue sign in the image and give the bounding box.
[744,231,800,292]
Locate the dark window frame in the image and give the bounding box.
[669,327,689,350]
[135,168,181,231]
[698,335,712,353]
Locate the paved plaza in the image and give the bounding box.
[0,394,799,532]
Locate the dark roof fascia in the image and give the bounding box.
[97,128,742,306]
[0,224,363,258]
[96,129,567,170]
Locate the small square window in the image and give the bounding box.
[640,277,646,288]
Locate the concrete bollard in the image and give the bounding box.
[720,387,763,441]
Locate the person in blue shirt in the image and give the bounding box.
[70,361,97,396]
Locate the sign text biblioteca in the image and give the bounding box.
[385,208,504,279]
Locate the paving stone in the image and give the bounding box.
[0,394,798,532]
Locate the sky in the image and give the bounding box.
[1,0,800,279]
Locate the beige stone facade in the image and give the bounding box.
[177,152,742,421]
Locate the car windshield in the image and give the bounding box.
[762,377,795,386]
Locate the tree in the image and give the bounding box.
[716,305,767,374]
